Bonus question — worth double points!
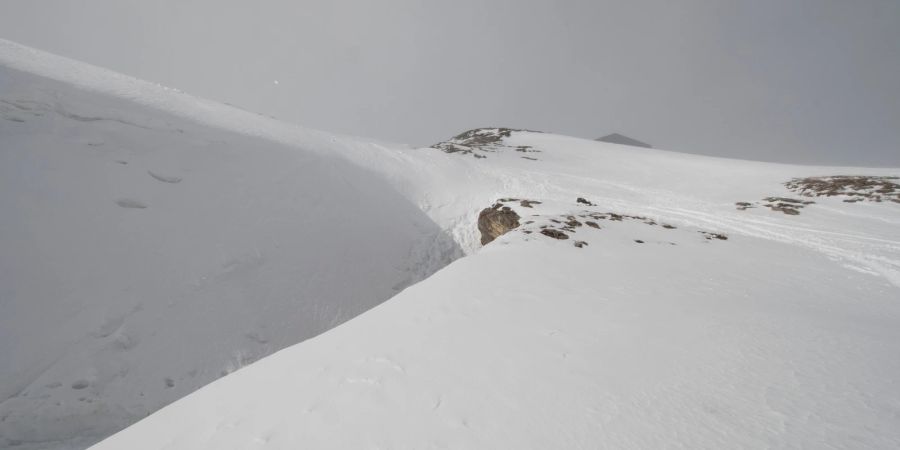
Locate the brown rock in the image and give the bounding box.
[540,229,569,240]
[478,203,521,245]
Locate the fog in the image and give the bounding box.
[1,0,898,165]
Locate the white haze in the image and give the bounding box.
[0,0,898,165]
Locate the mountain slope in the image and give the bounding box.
[93,123,900,446]
[2,40,899,449]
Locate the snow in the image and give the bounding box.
[93,225,900,449]
[0,40,460,449]
[1,39,899,449]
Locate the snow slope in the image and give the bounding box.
[95,216,900,449]
[0,40,462,449]
[94,137,900,448]
[2,40,900,448]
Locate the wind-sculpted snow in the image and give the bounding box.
[0,50,462,449]
[2,39,900,449]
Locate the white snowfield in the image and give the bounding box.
[1,39,899,449]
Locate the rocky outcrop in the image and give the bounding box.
[478,203,521,245]
[785,176,900,203]
[431,128,542,159]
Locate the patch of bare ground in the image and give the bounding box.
[520,198,712,247]
[735,197,814,215]
[481,197,725,249]
[699,231,728,241]
[541,229,569,240]
[497,198,542,208]
[430,128,542,159]
[785,175,900,203]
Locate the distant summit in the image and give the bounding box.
[595,133,652,148]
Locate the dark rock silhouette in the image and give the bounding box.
[596,133,652,149]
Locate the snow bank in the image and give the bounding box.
[0,44,460,449]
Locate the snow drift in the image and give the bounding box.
[0,39,461,449]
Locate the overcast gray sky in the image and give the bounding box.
[1,0,898,165]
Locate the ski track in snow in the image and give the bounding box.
[478,164,900,287]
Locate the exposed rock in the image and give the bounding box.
[430,128,542,158]
[763,197,814,205]
[738,197,814,215]
[576,197,594,206]
[573,241,588,248]
[540,229,569,240]
[595,133,652,148]
[785,175,900,203]
[565,217,582,227]
[585,221,600,229]
[770,206,800,215]
[762,197,812,215]
[478,203,521,245]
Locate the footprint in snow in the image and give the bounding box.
[115,198,148,209]
[148,170,182,184]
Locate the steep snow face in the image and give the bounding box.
[0,46,462,448]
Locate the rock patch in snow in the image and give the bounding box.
[431,128,542,158]
[785,175,900,203]
[478,203,521,245]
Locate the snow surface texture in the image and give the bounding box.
[1,39,899,449]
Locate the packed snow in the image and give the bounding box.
[1,39,899,449]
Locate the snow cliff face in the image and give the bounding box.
[0,40,462,449]
[2,40,900,449]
